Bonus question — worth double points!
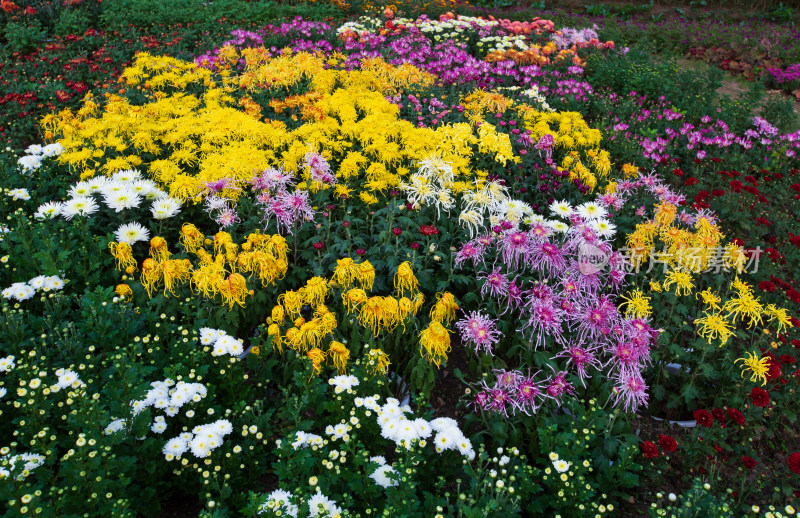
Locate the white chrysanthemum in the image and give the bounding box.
[104,188,141,212]
[458,209,484,238]
[546,220,570,233]
[43,276,64,291]
[162,437,188,458]
[62,197,99,220]
[112,169,143,183]
[213,419,233,436]
[456,437,474,457]
[8,188,30,200]
[150,197,182,220]
[86,177,107,193]
[151,421,168,434]
[548,452,559,461]
[307,493,342,518]
[369,455,387,466]
[34,201,63,220]
[115,222,151,244]
[553,459,571,473]
[214,335,239,356]
[329,375,359,393]
[199,327,222,345]
[576,201,607,220]
[590,219,616,239]
[430,417,458,432]
[549,199,574,218]
[18,155,42,172]
[25,144,43,155]
[130,400,146,415]
[0,355,15,372]
[68,181,93,198]
[189,436,211,458]
[370,465,399,488]
[261,489,299,517]
[41,143,64,157]
[412,418,432,439]
[28,276,46,290]
[10,283,35,301]
[130,179,158,198]
[56,369,82,390]
[394,419,420,446]
[0,388,8,398]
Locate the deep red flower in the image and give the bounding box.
[392,228,402,236]
[672,168,684,177]
[742,456,757,470]
[355,248,366,256]
[744,185,760,195]
[640,440,659,459]
[694,409,713,427]
[744,175,758,185]
[410,242,420,250]
[685,177,699,186]
[730,180,743,192]
[758,281,777,292]
[791,183,800,194]
[789,234,800,248]
[711,189,725,196]
[766,357,782,381]
[779,355,796,365]
[788,453,800,474]
[750,387,770,407]
[313,241,324,250]
[419,225,439,236]
[711,408,726,423]
[726,408,745,426]
[658,435,678,453]
[756,217,771,226]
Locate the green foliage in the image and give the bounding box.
[2,19,46,54]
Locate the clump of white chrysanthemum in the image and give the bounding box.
[53,368,83,391]
[199,328,244,357]
[7,188,30,201]
[151,197,182,219]
[328,375,359,394]
[259,489,299,517]
[164,419,234,460]
[370,464,399,488]
[1,452,46,480]
[115,222,151,244]
[0,355,15,373]
[291,431,324,450]
[61,196,99,220]
[34,201,63,220]
[307,492,343,518]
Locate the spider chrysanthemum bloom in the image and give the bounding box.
[303,276,329,307]
[328,341,350,374]
[619,289,652,319]
[380,297,401,332]
[764,304,792,335]
[342,288,367,314]
[723,289,764,329]
[179,223,205,254]
[694,310,735,346]
[307,347,326,377]
[140,258,162,298]
[218,273,248,309]
[267,323,282,354]
[149,236,170,263]
[455,311,502,356]
[663,268,694,296]
[398,297,413,323]
[394,261,418,296]
[161,259,191,296]
[357,260,376,291]
[359,296,387,336]
[697,288,721,311]
[109,241,137,272]
[430,292,459,324]
[190,260,225,298]
[213,231,233,256]
[297,320,324,351]
[419,321,451,369]
[278,290,303,319]
[735,351,770,386]
[332,257,360,289]
[271,305,285,325]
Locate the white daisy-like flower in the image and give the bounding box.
[10,283,35,301]
[55,369,82,389]
[112,169,143,183]
[576,201,607,220]
[28,276,47,290]
[553,459,571,473]
[590,218,617,239]
[549,200,574,217]
[25,144,43,155]
[61,197,99,220]
[43,276,64,291]
[307,493,342,518]
[261,489,298,517]
[548,452,559,461]
[41,143,64,157]
[0,355,15,372]
[151,197,182,220]
[103,188,141,212]
[546,220,570,233]
[189,436,211,458]
[68,181,93,198]
[151,421,168,434]
[115,222,151,244]
[370,465,399,488]
[162,437,188,458]
[17,155,42,172]
[8,188,30,200]
[34,201,63,220]
[86,177,108,193]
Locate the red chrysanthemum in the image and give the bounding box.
[419,225,439,236]
[726,408,745,426]
[658,435,678,453]
[788,452,800,474]
[758,281,777,292]
[685,177,699,186]
[779,355,796,365]
[750,387,770,407]
[694,409,714,428]
[711,408,726,424]
[640,440,659,459]
[711,189,725,196]
[742,456,757,470]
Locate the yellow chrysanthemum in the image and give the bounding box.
[663,268,695,296]
[735,351,770,386]
[109,241,137,272]
[267,323,282,354]
[694,311,736,346]
[430,292,458,324]
[367,348,391,377]
[328,341,350,374]
[619,289,652,319]
[419,321,451,369]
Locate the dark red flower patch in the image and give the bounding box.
[694,409,713,427]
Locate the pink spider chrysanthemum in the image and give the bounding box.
[554,344,602,387]
[479,268,509,301]
[612,369,649,412]
[526,240,567,278]
[500,231,529,269]
[455,311,502,356]
[454,240,485,268]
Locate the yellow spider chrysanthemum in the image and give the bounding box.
[735,351,770,386]
[109,241,137,272]
[357,260,376,291]
[393,261,418,296]
[419,321,451,369]
[697,288,721,311]
[618,289,652,319]
[332,257,360,289]
[115,284,133,299]
[271,305,285,325]
[267,323,282,354]
[328,341,350,374]
[218,273,248,309]
[723,291,764,328]
[663,268,695,296]
[307,347,326,378]
[278,290,304,319]
[430,292,458,324]
[303,276,329,307]
[694,310,736,346]
[765,304,793,335]
[342,288,367,313]
[179,223,205,254]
